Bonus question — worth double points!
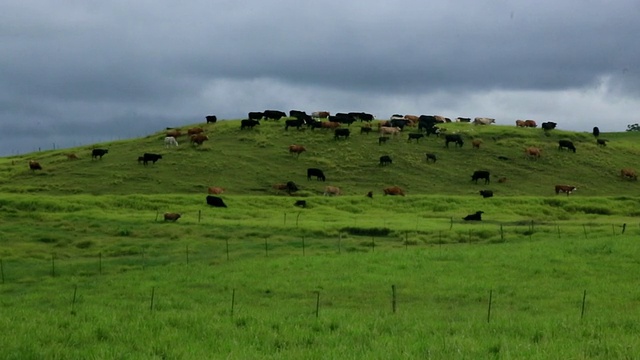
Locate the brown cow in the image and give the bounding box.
[166,129,182,138]
[555,185,577,196]
[524,120,537,128]
[497,177,508,183]
[383,186,405,196]
[28,160,42,171]
[66,153,79,160]
[525,147,541,159]
[312,111,330,119]
[323,186,341,196]
[621,168,638,181]
[515,120,526,127]
[404,114,419,124]
[320,121,341,129]
[164,213,181,222]
[434,115,447,123]
[289,145,306,157]
[187,127,204,136]
[190,134,209,146]
[472,139,483,149]
[208,187,225,194]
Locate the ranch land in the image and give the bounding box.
[1,119,640,359]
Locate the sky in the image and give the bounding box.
[2,0,639,156]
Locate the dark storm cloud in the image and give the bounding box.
[1,0,639,156]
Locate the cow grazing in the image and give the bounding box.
[190,134,209,146]
[285,119,305,130]
[360,127,372,135]
[334,128,350,140]
[473,117,495,125]
[164,213,181,222]
[558,140,576,153]
[273,181,299,194]
[366,191,373,198]
[307,168,326,181]
[294,200,307,208]
[66,153,79,160]
[593,127,600,138]
[137,156,145,164]
[389,119,411,129]
[463,211,484,221]
[445,134,464,148]
[541,122,557,130]
[289,145,306,157]
[525,147,541,159]
[379,126,401,136]
[472,139,483,149]
[187,127,204,136]
[620,168,638,181]
[332,113,357,126]
[207,186,225,195]
[597,139,608,147]
[471,170,491,184]
[240,119,260,130]
[479,190,494,198]
[263,110,287,120]
[28,160,42,171]
[524,120,537,128]
[166,129,182,138]
[425,153,437,163]
[555,185,577,196]
[379,155,392,166]
[206,195,228,207]
[164,136,178,147]
[407,133,424,142]
[404,114,419,122]
[206,115,217,123]
[323,186,341,196]
[378,136,390,145]
[321,121,341,130]
[142,153,162,165]
[515,120,526,127]
[248,111,264,121]
[92,149,109,160]
[383,186,405,196]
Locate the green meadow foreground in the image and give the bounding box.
[1,120,640,358]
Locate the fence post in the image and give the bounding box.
[622,223,627,234]
[391,285,397,314]
[0,259,4,284]
[500,224,504,241]
[99,252,102,275]
[150,287,155,311]
[71,285,78,315]
[231,289,235,317]
[198,210,201,223]
[296,212,301,227]
[581,290,587,320]
[315,291,320,318]
[487,289,493,323]
[264,238,268,257]
[302,236,305,256]
[583,225,588,239]
[186,245,189,264]
[338,233,341,254]
[51,254,56,277]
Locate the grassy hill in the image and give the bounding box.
[1,119,639,196]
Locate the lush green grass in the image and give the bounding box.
[1,119,639,196]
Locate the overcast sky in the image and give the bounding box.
[2,0,639,156]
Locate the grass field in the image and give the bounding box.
[1,120,639,358]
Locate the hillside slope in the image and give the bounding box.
[1,120,639,196]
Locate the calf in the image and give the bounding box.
[558,140,576,153]
[285,119,305,130]
[164,136,178,147]
[307,168,326,181]
[207,187,224,195]
[205,115,217,123]
[425,153,437,163]
[383,186,405,196]
[378,136,390,145]
[379,155,392,166]
[334,128,350,140]
[471,170,491,184]
[360,127,372,135]
[288,145,306,157]
[28,160,42,171]
[463,211,484,221]
[92,148,109,160]
[323,186,341,196]
[294,200,307,208]
[620,168,638,181]
[142,153,162,165]
[445,134,464,148]
[472,139,482,149]
[66,153,79,160]
[273,181,299,194]
[479,190,493,198]
[206,195,228,207]
[407,133,424,142]
[597,139,608,147]
[555,185,577,196]
[240,119,260,130]
[163,213,181,222]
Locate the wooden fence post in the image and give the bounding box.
[487,289,493,323]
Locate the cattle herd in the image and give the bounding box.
[23,110,637,222]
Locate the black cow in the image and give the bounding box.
[597,139,608,147]
[294,200,307,208]
[457,117,471,122]
[463,211,484,221]
[593,126,600,138]
[263,110,286,120]
[379,155,392,166]
[92,149,109,160]
[285,119,305,130]
[307,120,323,130]
[445,134,464,148]
[426,153,437,163]
[389,119,410,129]
[206,196,227,208]
[307,168,326,181]
[360,127,372,135]
[248,111,264,120]
[142,153,162,165]
[497,156,510,160]
[349,112,374,122]
[240,119,260,130]
[471,170,491,184]
[205,115,217,123]
[558,140,576,153]
[286,181,299,193]
[137,156,145,164]
[334,128,350,140]
[289,110,307,119]
[330,113,356,126]
[378,136,390,145]
[479,190,493,198]
[407,133,424,142]
[541,122,557,130]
